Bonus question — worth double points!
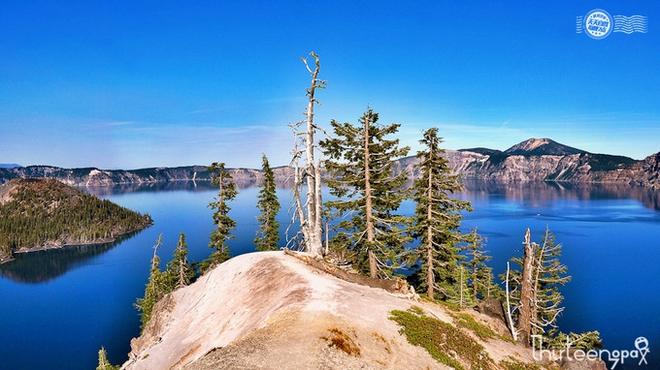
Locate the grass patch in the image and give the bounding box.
[321,327,361,357]
[389,307,495,370]
[451,312,498,340]
[500,358,544,370]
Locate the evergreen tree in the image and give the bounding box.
[164,233,194,289]
[96,347,118,370]
[463,228,496,301]
[455,264,474,308]
[255,154,281,251]
[411,128,471,300]
[201,162,237,272]
[531,228,570,340]
[135,235,167,329]
[320,109,410,278]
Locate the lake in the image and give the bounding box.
[0,181,658,369]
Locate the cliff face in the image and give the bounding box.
[395,149,657,188]
[0,165,293,188]
[1,139,657,188]
[121,251,543,370]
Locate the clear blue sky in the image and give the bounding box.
[1,1,659,168]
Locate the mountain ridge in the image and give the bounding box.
[1,138,658,189]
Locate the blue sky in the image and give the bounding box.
[1,1,659,168]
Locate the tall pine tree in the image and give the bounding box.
[531,228,570,340]
[255,155,281,251]
[411,128,471,300]
[135,235,167,329]
[320,109,410,278]
[164,233,194,289]
[201,162,237,272]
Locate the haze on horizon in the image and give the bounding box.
[1,1,659,169]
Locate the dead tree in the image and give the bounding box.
[517,228,537,346]
[504,261,519,341]
[290,51,325,257]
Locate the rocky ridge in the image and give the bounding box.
[1,138,658,189]
[121,251,562,370]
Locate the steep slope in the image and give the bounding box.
[0,179,151,262]
[122,251,545,370]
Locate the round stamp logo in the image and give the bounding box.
[584,9,613,39]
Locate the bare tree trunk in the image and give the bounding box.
[426,166,434,299]
[295,52,324,257]
[363,114,377,278]
[517,228,536,346]
[505,261,519,341]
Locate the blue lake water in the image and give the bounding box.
[0,181,658,369]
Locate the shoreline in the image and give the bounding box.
[0,222,153,265]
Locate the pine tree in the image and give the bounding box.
[135,235,167,329]
[455,264,474,308]
[202,162,237,272]
[320,109,410,278]
[463,228,496,301]
[411,128,471,300]
[255,155,281,251]
[96,347,118,370]
[531,228,570,340]
[164,233,194,289]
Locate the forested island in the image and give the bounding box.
[0,178,152,263]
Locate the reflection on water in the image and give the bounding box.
[86,180,660,211]
[460,180,660,211]
[0,232,142,284]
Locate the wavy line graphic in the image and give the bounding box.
[613,15,648,33]
[575,16,583,33]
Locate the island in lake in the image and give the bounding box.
[0,178,152,263]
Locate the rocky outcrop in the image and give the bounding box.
[121,251,547,370]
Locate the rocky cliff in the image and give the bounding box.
[121,251,569,370]
[1,138,658,189]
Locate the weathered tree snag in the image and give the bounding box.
[363,113,377,277]
[505,261,519,342]
[291,51,325,257]
[517,228,536,346]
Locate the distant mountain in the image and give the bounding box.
[458,147,502,156]
[504,138,584,156]
[0,179,152,263]
[0,139,657,189]
[0,163,21,169]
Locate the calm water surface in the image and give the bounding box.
[0,181,658,369]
